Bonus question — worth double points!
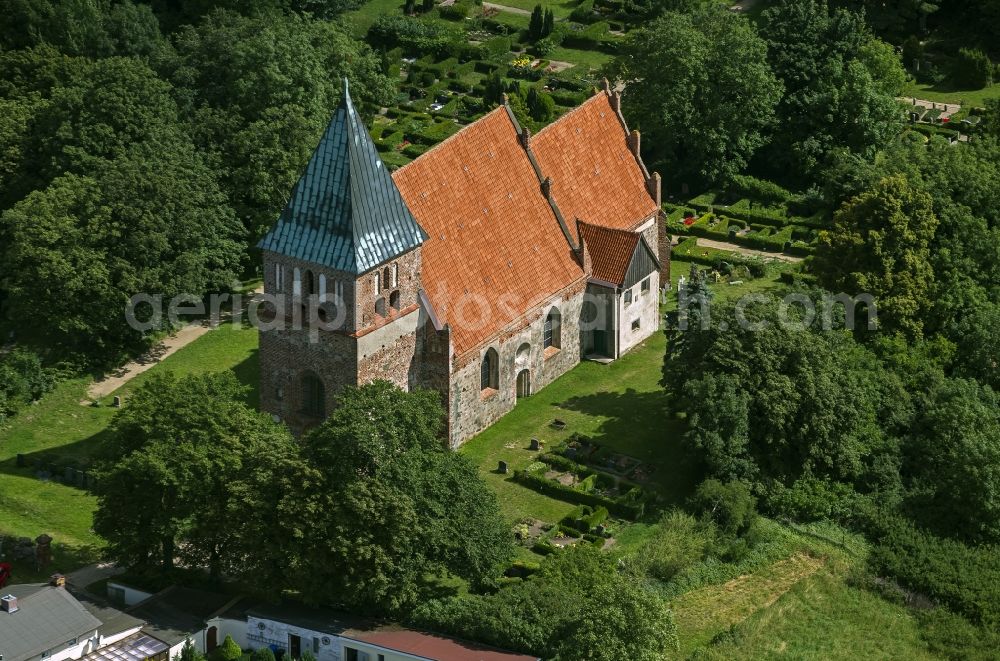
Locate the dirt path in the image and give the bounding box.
[81,286,264,404]
[694,237,804,263]
[82,322,214,403]
[483,2,531,15]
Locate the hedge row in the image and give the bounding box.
[512,469,644,519]
[561,504,610,533]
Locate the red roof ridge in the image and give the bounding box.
[392,105,511,177]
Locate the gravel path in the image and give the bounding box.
[483,2,531,15]
[695,237,804,263]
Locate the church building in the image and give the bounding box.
[257,80,668,446]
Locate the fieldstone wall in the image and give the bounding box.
[448,281,586,447]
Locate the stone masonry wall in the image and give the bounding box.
[448,280,587,447]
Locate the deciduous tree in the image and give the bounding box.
[607,7,781,187]
[287,381,513,614]
[815,175,938,338]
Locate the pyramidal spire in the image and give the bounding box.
[258,79,427,274]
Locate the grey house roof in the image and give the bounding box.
[258,80,427,274]
[0,585,102,661]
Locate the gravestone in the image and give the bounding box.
[595,524,606,536]
[113,396,122,408]
[497,460,508,474]
[529,438,541,451]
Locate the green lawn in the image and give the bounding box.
[902,79,1000,108]
[0,323,259,574]
[548,45,612,71]
[483,0,579,19]
[343,0,407,36]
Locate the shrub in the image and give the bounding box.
[569,0,596,23]
[952,48,993,89]
[212,636,241,661]
[480,36,512,62]
[762,477,859,522]
[726,174,792,204]
[249,649,275,661]
[439,1,470,20]
[0,349,56,421]
[627,511,715,582]
[867,513,1000,628]
[689,479,757,537]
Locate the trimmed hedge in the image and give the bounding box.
[512,469,644,519]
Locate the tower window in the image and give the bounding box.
[275,264,284,292]
[294,267,302,296]
[301,373,325,418]
[390,290,400,311]
[543,307,561,350]
[375,296,387,318]
[624,289,633,305]
[391,263,399,288]
[481,347,499,391]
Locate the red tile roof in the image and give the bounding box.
[343,627,538,661]
[578,221,640,286]
[531,93,658,240]
[393,108,584,357]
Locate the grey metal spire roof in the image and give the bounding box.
[258,80,427,274]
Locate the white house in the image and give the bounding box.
[246,606,538,661]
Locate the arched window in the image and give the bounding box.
[390,290,401,311]
[293,267,302,295]
[383,266,392,291]
[375,296,387,318]
[301,373,325,418]
[544,307,561,350]
[481,347,498,391]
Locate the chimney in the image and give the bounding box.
[50,574,66,588]
[628,130,641,158]
[647,172,662,208]
[601,78,611,94]
[1,595,18,613]
[541,177,552,198]
[520,126,531,150]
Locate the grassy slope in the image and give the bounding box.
[901,80,1000,108]
[0,324,259,573]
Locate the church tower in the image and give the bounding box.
[257,81,428,432]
